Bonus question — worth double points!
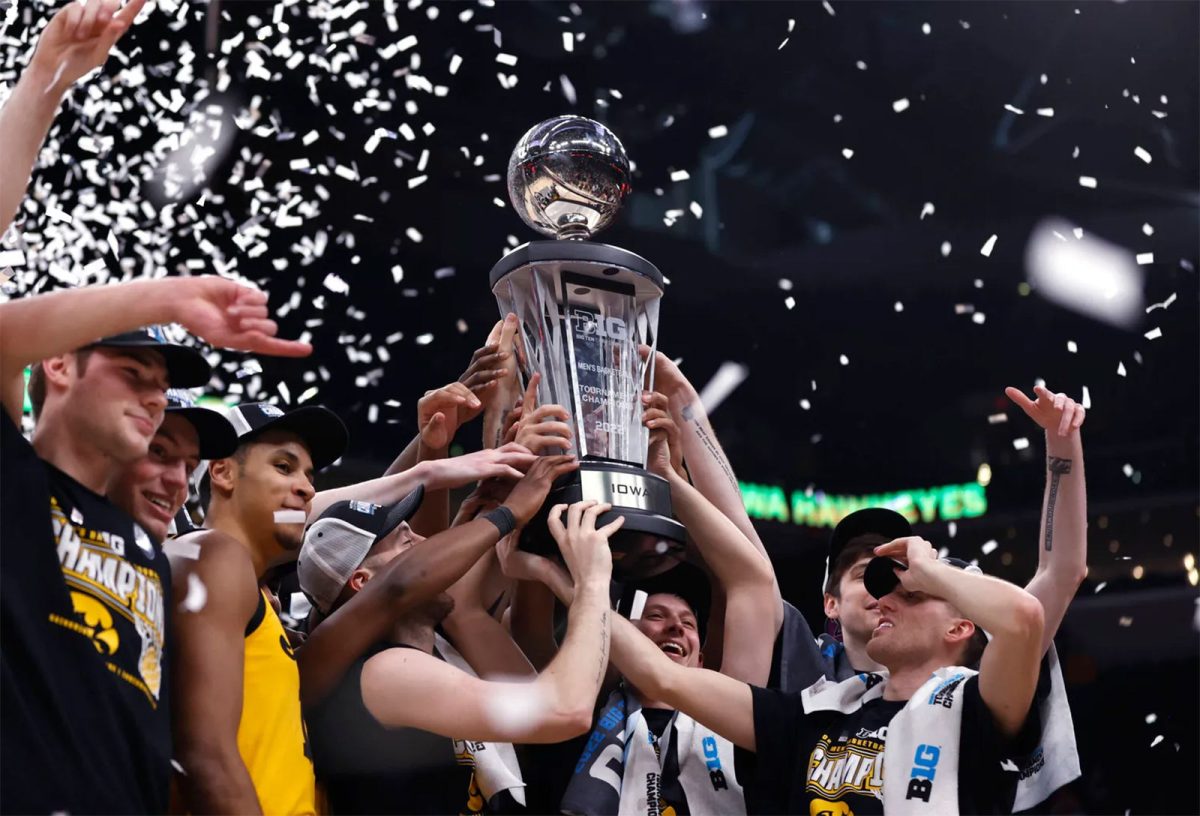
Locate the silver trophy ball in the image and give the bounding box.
[507,115,632,240]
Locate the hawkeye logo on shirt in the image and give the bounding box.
[49,498,166,705]
[806,729,885,804]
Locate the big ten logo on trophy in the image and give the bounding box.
[571,307,628,341]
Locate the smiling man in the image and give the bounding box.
[108,390,238,541]
[166,402,348,815]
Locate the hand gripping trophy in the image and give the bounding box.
[490,115,686,578]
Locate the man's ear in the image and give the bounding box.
[945,618,975,647]
[208,458,238,494]
[41,354,74,391]
[823,592,841,621]
[348,567,372,593]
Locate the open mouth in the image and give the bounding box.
[142,492,174,519]
[872,620,895,637]
[658,640,686,658]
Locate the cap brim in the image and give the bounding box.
[93,339,212,389]
[167,406,238,459]
[373,485,426,543]
[829,507,913,564]
[241,405,349,470]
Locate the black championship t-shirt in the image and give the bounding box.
[0,412,172,814]
[745,676,1040,815]
[307,642,520,815]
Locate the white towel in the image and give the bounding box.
[1014,645,1081,810]
[434,634,528,808]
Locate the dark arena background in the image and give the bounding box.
[2,1,1197,813]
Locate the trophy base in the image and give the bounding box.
[520,461,687,579]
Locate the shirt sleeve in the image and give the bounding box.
[959,675,1042,811]
[746,685,808,814]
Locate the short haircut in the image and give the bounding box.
[960,624,989,668]
[825,533,890,596]
[27,350,93,419]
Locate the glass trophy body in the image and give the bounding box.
[490,116,686,578]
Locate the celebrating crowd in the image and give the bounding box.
[2,3,1091,815]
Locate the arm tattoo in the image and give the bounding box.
[595,610,610,684]
[1043,457,1073,551]
[682,403,740,492]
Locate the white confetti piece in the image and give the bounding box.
[1081,385,1091,409]
[1145,292,1176,312]
[1012,437,1030,451]
[1142,222,1154,236]
[669,169,690,182]
[1117,362,1127,377]
[708,125,728,139]
[415,333,434,345]
[838,354,850,366]
[940,241,952,257]
[1036,107,1054,117]
[919,202,934,220]
[947,521,957,538]
[181,573,207,613]
[559,74,577,104]
[893,98,910,113]
[1067,340,1078,353]
[1134,146,1152,164]
[274,510,307,525]
[822,0,836,15]
[981,540,998,555]
[972,312,986,324]
[1026,218,1143,328]
[784,296,795,310]
[407,175,427,189]
[788,18,796,32]
[1119,616,1134,627]
[894,301,904,312]
[980,234,998,257]
[1079,175,1098,188]
[397,34,418,52]
[697,362,749,415]
[1146,713,1158,724]
[779,278,793,291]
[1004,104,1025,115]
[0,250,26,267]
[562,32,574,52]
[777,37,790,50]
[987,413,1007,424]
[1143,327,1162,340]
[496,52,518,66]
[689,201,703,219]
[842,148,854,159]
[1136,252,1154,265]
[799,399,811,410]
[449,54,463,74]
[406,227,423,243]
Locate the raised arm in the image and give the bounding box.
[644,398,781,684]
[360,501,616,744]
[643,347,768,558]
[298,455,579,706]
[167,532,263,814]
[0,276,309,422]
[310,444,534,520]
[1,0,145,236]
[876,537,1045,738]
[1006,385,1088,654]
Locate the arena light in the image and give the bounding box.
[739,480,988,528]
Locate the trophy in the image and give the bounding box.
[490,115,686,578]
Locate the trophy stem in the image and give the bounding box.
[556,222,592,241]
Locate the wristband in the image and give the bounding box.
[482,506,517,538]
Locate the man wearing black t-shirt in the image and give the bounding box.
[606,535,1045,815]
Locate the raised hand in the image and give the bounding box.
[642,390,685,479]
[429,443,535,490]
[1005,385,1086,438]
[514,373,573,454]
[638,344,692,405]
[501,454,579,526]
[31,0,146,92]
[458,340,511,399]
[418,382,483,449]
[172,276,311,357]
[872,536,941,593]
[546,501,621,588]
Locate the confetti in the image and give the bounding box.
[669,169,690,182]
[842,148,854,159]
[987,413,1007,424]
[562,32,574,52]
[799,399,811,410]
[980,235,997,257]
[274,510,307,524]
[940,241,952,257]
[1117,362,1127,377]
[1079,176,1098,189]
[981,540,998,555]
[181,573,207,613]
[415,333,434,345]
[1142,222,1154,236]
[1134,146,1152,164]
[1004,104,1025,115]
[784,296,795,310]
[708,125,728,138]
[1081,386,1092,409]
[893,98,910,113]
[894,301,904,312]
[689,201,703,219]
[1136,252,1154,265]
[1036,107,1054,117]
[919,202,934,220]
[839,354,849,366]
[1012,437,1030,450]
[822,1,836,16]
[1150,735,1164,748]
[1143,327,1162,340]
[1145,292,1176,312]
[1119,616,1134,627]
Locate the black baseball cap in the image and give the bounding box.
[618,561,712,635]
[88,327,211,389]
[864,555,980,599]
[829,507,914,566]
[226,402,349,471]
[165,390,238,459]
